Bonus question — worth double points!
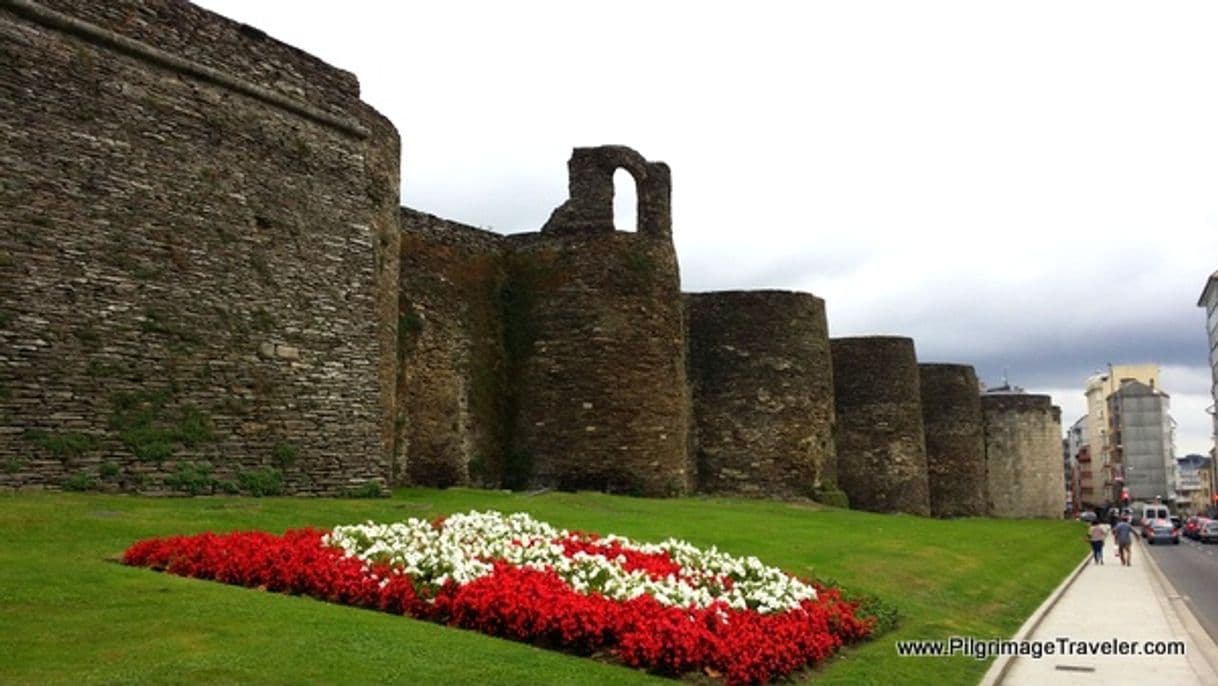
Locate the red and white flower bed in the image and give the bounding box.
[123,510,873,685]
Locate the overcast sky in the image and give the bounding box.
[197,0,1218,455]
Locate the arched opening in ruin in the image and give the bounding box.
[613,167,638,232]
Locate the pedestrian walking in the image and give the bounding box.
[1087,521,1106,565]
[1112,516,1134,566]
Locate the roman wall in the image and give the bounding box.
[1,2,1071,514]
[396,209,506,487]
[981,393,1066,518]
[918,363,987,517]
[0,0,398,495]
[830,337,931,515]
[686,290,835,498]
[506,147,692,496]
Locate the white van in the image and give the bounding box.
[1142,504,1170,523]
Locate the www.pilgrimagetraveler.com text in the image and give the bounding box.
[895,636,1186,660]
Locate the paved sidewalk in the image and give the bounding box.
[994,538,1218,685]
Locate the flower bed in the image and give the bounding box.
[122,511,874,685]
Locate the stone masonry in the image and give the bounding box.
[687,290,835,498]
[919,363,987,517]
[0,0,399,495]
[396,208,506,488]
[393,148,691,497]
[509,147,691,496]
[831,337,931,515]
[981,393,1066,518]
[1,1,1067,515]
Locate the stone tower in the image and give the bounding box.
[830,336,930,515]
[686,290,835,498]
[507,147,691,496]
[981,393,1065,518]
[919,363,987,517]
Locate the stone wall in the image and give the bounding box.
[830,337,930,515]
[686,290,835,498]
[0,0,399,494]
[981,393,1065,518]
[919,363,986,517]
[0,2,1071,510]
[396,209,506,487]
[507,147,691,496]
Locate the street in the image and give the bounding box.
[1143,536,1218,644]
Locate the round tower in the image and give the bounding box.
[686,290,835,498]
[505,147,691,496]
[830,336,930,515]
[981,393,1065,518]
[919,363,987,517]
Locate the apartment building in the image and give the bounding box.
[1083,364,1161,503]
[1199,271,1218,459]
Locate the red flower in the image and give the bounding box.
[122,528,874,686]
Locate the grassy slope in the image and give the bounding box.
[0,489,1083,685]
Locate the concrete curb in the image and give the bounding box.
[976,553,1091,686]
[1137,537,1218,680]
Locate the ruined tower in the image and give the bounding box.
[830,336,931,515]
[918,363,987,517]
[506,147,691,496]
[687,290,835,498]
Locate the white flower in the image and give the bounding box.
[324,510,816,612]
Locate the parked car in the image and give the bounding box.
[1192,516,1213,540]
[1145,519,1180,545]
[1200,521,1218,544]
[1079,511,1097,523]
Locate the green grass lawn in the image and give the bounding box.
[0,489,1083,685]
